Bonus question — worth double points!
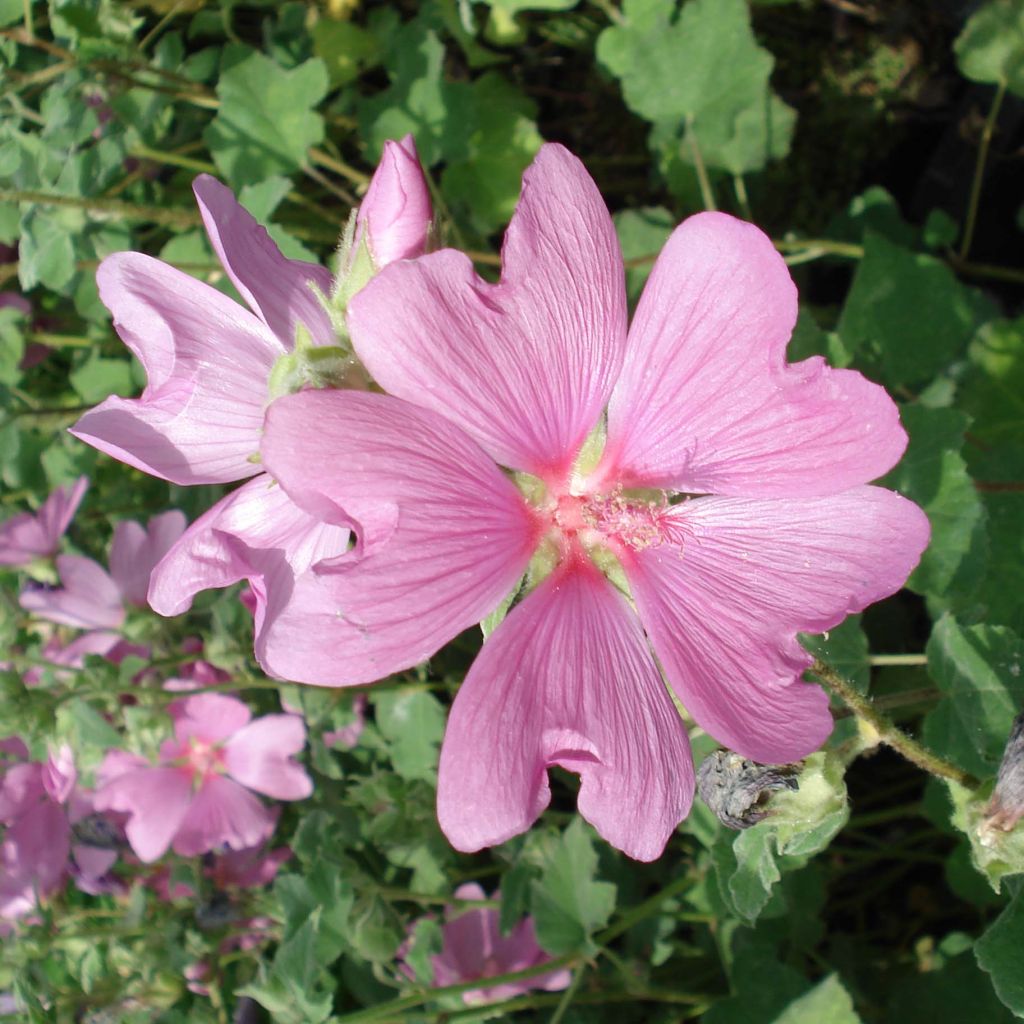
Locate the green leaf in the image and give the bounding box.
[613,207,675,304]
[947,780,1024,892]
[530,818,616,955]
[373,689,445,781]
[0,305,26,388]
[880,405,987,605]
[312,18,380,87]
[923,615,1024,778]
[205,47,328,188]
[837,232,987,387]
[0,0,22,27]
[69,351,135,404]
[17,208,76,293]
[976,884,1024,1015]
[771,974,862,1024]
[955,0,1024,97]
[596,0,795,173]
[440,72,542,235]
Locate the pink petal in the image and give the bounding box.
[437,559,694,862]
[95,749,149,787]
[355,134,432,267]
[70,253,284,485]
[0,803,71,911]
[193,175,335,348]
[94,766,192,863]
[172,776,276,857]
[147,474,350,633]
[109,510,188,606]
[0,764,44,823]
[19,554,124,630]
[623,486,931,763]
[223,714,312,800]
[171,693,252,745]
[258,390,538,685]
[42,746,76,804]
[347,143,627,482]
[601,212,908,497]
[0,477,88,566]
[35,477,88,551]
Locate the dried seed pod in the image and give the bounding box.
[71,813,125,850]
[983,710,1024,835]
[696,750,800,830]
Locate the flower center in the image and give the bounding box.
[184,737,226,782]
[547,487,671,556]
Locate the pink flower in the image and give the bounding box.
[93,693,312,863]
[257,144,930,861]
[19,510,186,628]
[354,135,432,268]
[68,141,431,635]
[323,693,368,751]
[0,745,75,919]
[0,477,87,567]
[418,883,570,1005]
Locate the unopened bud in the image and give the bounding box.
[697,750,800,830]
[355,134,432,269]
[982,710,1024,835]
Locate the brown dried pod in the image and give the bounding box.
[982,710,1024,835]
[696,750,800,830]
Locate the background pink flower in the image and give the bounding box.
[94,693,311,863]
[0,477,87,568]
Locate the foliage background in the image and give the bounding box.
[1,0,1024,1020]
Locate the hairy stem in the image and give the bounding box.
[959,78,1007,262]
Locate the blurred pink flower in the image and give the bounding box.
[19,510,185,628]
[323,693,368,751]
[258,144,930,861]
[94,693,311,862]
[0,745,75,919]
[423,883,570,1005]
[354,134,432,268]
[0,477,87,568]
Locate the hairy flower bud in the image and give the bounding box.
[356,134,432,269]
[983,710,1024,835]
[697,750,800,830]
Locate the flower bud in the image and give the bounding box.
[355,134,432,269]
[983,710,1024,834]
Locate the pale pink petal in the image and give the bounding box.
[193,175,334,348]
[19,554,124,630]
[223,715,311,800]
[70,253,284,485]
[171,776,276,857]
[347,143,626,482]
[147,474,350,632]
[0,764,44,824]
[35,477,88,550]
[94,766,192,863]
[95,750,148,787]
[214,844,291,889]
[171,693,252,745]
[109,510,188,606]
[258,390,537,685]
[42,746,76,804]
[355,135,432,268]
[0,477,88,566]
[437,559,693,862]
[623,486,931,762]
[0,803,71,911]
[601,212,908,497]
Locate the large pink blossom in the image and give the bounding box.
[257,144,930,861]
[19,509,186,629]
[411,883,570,1005]
[69,138,431,635]
[0,477,87,568]
[93,693,312,863]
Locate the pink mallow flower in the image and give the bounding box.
[0,743,75,919]
[0,477,87,568]
[19,509,186,629]
[256,144,931,862]
[69,137,431,643]
[94,693,312,863]
[418,883,570,1005]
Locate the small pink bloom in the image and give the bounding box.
[0,477,88,567]
[422,883,570,1005]
[94,693,312,863]
[258,144,930,861]
[355,134,432,268]
[323,694,367,751]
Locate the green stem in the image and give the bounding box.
[0,188,201,228]
[732,174,752,220]
[595,872,694,945]
[959,78,1007,262]
[811,659,978,789]
[549,963,585,1024]
[869,653,927,666]
[685,118,716,212]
